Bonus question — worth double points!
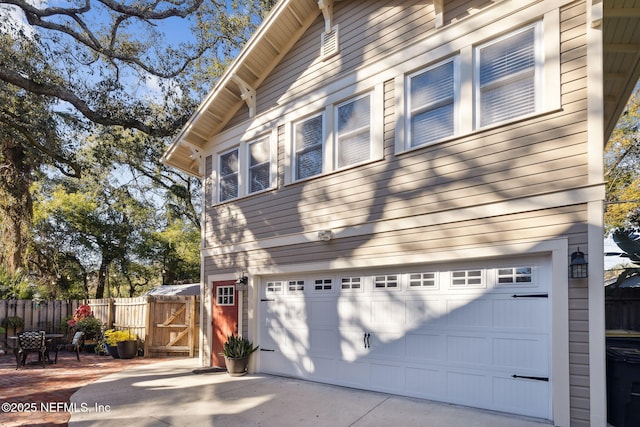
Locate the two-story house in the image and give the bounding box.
[162,1,640,425]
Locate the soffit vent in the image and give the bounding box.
[321,25,339,60]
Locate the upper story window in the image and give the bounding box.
[407,57,457,148]
[398,20,552,154]
[336,94,371,168]
[289,88,381,184]
[219,148,239,202]
[294,114,324,180]
[475,23,541,128]
[249,136,271,194]
[215,131,275,204]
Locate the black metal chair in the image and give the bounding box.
[15,331,47,369]
[54,331,84,363]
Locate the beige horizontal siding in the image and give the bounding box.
[203,1,593,424]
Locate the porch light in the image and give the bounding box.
[569,248,588,279]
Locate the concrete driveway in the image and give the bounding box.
[69,358,552,426]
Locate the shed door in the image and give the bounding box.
[258,257,551,420]
[211,280,238,367]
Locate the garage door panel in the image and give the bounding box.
[339,329,369,361]
[447,370,491,407]
[447,335,491,366]
[338,361,370,387]
[286,301,307,322]
[446,298,493,328]
[493,377,550,418]
[338,299,372,327]
[309,328,338,357]
[371,298,405,327]
[406,332,446,361]
[308,356,338,381]
[406,366,447,398]
[492,336,549,372]
[406,298,446,327]
[310,300,339,326]
[492,298,548,331]
[370,362,404,391]
[368,332,406,359]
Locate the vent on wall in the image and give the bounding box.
[321,25,339,60]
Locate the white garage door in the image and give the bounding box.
[258,256,551,419]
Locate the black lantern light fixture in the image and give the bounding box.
[569,248,588,279]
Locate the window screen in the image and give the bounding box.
[295,114,323,180]
[249,137,270,193]
[336,95,371,168]
[219,149,239,202]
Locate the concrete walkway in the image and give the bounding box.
[69,358,552,427]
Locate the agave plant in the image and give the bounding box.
[221,335,259,359]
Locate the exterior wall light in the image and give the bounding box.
[236,272,248,291]
[569,248,588,279]
[318,230,332,241]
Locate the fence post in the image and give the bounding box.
[189,295,196,357]
[144,296,153,358]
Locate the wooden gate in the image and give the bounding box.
[144,295,199,357]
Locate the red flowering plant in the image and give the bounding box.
[68,305,102,340]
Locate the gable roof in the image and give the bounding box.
[162,0,640,178]
[162,0,321,177]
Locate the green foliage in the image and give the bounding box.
[605,87,640,232]
[221,335,259,359]
[0,267,30,299]
[1,316,24,330]
[75,317,103,339]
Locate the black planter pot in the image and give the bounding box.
[224,356,249,376]
[107,344,120,358]
[116,340,138,359]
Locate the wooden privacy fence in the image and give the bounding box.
[0,299,83,334]
[1,295,200,358]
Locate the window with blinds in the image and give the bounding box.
[248,136,271,194]
[294,114,324,180]
[219,148,239,202]
[476,24,539,128]
[408,58,457,148]
[336,94,371,168]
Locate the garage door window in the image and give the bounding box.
[408,272,437,289]
[267,281,284,294]
[497,266,533,285]
[288,280,305,293]
[314,278,333,292]
[341,277,362,291]
[451,270,483,287]
[374,275,399,289]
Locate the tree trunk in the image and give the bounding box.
[95,258,109,299]
[0,138,33,273]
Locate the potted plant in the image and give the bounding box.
[103,329,137,358]
[220,335,259,376]
[2,316,24,336]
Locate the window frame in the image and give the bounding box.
[334,92,373,169]
[405,56,460,149]
[293,112,325,181]
[214,131,276,204]
[286,85,383,185]
[247,135,273,195]
[218,147,240,203]
[473,22,544,130]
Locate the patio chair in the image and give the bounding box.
[15,330,47,369]
[54,331,84,363]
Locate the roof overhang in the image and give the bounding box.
[603,1,640,140]
[162,0,322,177]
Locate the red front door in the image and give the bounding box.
[211,280,238,367]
